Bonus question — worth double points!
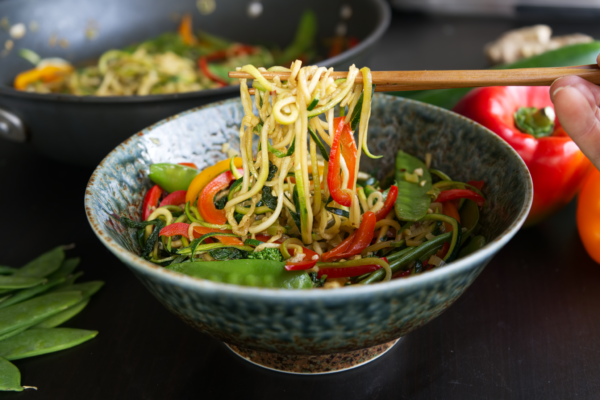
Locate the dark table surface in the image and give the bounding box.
[1,10,600,400]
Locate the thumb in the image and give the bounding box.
[550,76,600,168]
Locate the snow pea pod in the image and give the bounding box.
[459,199,480,237]
[52,271,83,290]
[394,151,432,221]
[459,236,487,258]
[0,328,98,361]
[0,292,82,336]
[0,276,67,310]
[46,257,80,281]
[167,260,313,289]
[52,281,104,299]
[149,163,199,193]
[0,357,23,391]
[0,266,16,275]
[14,246,64,278]
[0,276,45,290]
[33,298,90,329]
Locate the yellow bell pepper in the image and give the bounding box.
[186,157,243,204]
[14,64,74,90]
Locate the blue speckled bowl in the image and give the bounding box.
[85,94,532,355]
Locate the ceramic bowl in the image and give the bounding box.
[85,94,532,356]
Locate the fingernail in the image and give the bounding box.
[552,85,570,99]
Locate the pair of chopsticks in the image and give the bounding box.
[228,64,600,93]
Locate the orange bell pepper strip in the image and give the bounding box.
[321,211,376,261]
[185,158,243,205]
[327,117,357,207]
[178,14,196,45]
[441,201,461,233]
[14,64,74,90]
[192,226,244,246]
[158,222,243,246]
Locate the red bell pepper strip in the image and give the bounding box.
[178,162,197,169]
[159,223,192,238]
[198,171,236,225]
[317,264,381,279]
[436,189,485,208]
[321,211,376,261]
[374,185,398,221]
[392,269,411,279]
[198,57,228,87]
[453,86,591,226]
[285,247,320,270]
[142,185,163,221]
[467,180,484,191]
[327,117,357,207]
[159,190,187,207]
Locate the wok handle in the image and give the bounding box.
[0,108,26,143]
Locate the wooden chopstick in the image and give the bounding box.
[230,64,600,93]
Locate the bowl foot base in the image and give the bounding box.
[225,339,399,375]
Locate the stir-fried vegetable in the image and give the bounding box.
[14,11,331,96]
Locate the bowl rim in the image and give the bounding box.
[84,94,533,299]
[0,0,390,105]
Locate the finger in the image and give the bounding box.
[551,76,600,168]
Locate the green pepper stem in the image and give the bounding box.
[514,106,555,138]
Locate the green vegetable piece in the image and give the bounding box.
[267,137,295,158]
[307,92,320,111]
[52,271,83,290]
[0,277,46,290]
[33,298,90,329]
[52,281,104,299]
[459,200,480,237]
[276,9,317,65]
[248,248,284,262]
[0,292,82,336]
[459,236,487,259]
[0,266,16,275]
[361,232,453,284]
[0,276,67,310]
[46,257,80,281]
[308,127,329,161]
[167,260,312,289]
[0,326,30,342]
[14,246,64,278]
[0,328,98,361]
[0,357,23,391]
[148,163,199,193]
[394,151,432,221]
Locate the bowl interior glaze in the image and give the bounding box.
[85,94,532,354]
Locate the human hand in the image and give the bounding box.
[550,55,600,170]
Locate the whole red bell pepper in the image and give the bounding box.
[453,86,591,226]
[327,117,357,207]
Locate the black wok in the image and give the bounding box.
[0,0,390,166]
